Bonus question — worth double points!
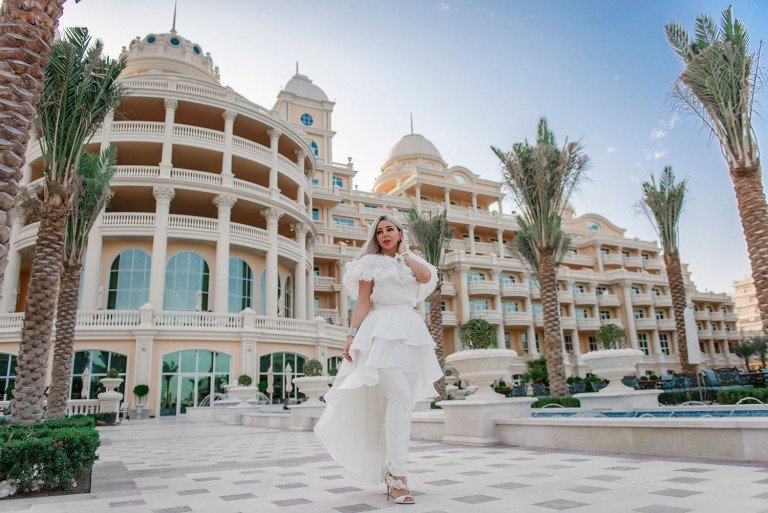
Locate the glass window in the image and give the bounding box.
[532,303,543,315]
[502,301,519,313]
[638,333,649,355]
[160,350,231,416]
[528,277,539,288]
[573,284,585,294]
[586,221,600,231]
[659,334,670,355]
[596,286,607,296]
[107,249,151,310]
[300,113,314,126]
[651,288,660,297]
[622,250,631,258]
[332,176,343,188]
[631,286,640,295]
[259,269,266,315]
[600,247,610,255]
[589,336,597,351]
[634,309,645,319]
[164,251,210,311]
[327,356,343,374]
[228,258,253,313]
[332,216,355,227]
[312,208,319,221]
[655,310,665,320]
[310,140,319,156]
[564,335,573,353]
[504,332,511,350]
[259,352,307,403]
[599,310,611,320]
[284,276,293,318]
[576,308,588,319]
[467,271,486,282]
[0,353,16,401]
[499,274,516,284]
[469,299,488,311]
[70,350,127,400]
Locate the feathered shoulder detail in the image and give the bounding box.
[342,254,412,300]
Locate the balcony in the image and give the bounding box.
[712,329,728,339]
[576,317,601,331]
[530,287,541,299]
[643,258,664,271]
[562,253,595,267]
[630,293,653,305]
[601,254,623,267]
[560,316,576,329]
[653,295,673,307]
[558,290,574,302]
[469,309,502,325]
[313,243,360,258]
[709,311,725,322]
[600,318,624,329]
[440,282,457,297]
[725,312,740,323]
[698,328,713,338]
[634,317,657,330]
[728,331,742,341]
[596,293,620,307]
[328,223,368,238]
[694,310,710,321]
[441,310,458,326]
[315,308,339,321]
[467,280,500,296]
[503,311,533,326]
[314,276,336,292]
[573,292,598,305]
[532,313,544,327]
[657,319,675,331]
[623,256,643,268]
[500,283,530,297]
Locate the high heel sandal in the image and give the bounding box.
[382,469,415,505]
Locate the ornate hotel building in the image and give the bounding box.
[0,28,751,417]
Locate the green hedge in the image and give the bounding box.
[717,388,768,405]
[658,391,718,405]
[0,426,99,493]
[532,396,581,408]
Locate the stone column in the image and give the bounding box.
[596,244,604,273]
[492,269,504,349]
[0,210,25,312]
[651,330,662,356]
[444,187,451,209]
[241,336,258,379]
[268,129,281,197]
[523,287,538,356]
[292,222,308,320]
[149,186,175,309]
[621,282,639,349]
[497,194,504,215]
[80,209,105,309]
[415,184,422,213]
[133,335,154,390]
[221,110,237,183]
[306,238,315,318]
[213,195,236,313]
[338,260,349,327]
[468,225,476,255]
[496,228,504,258]
[261,207,283,317]
[571,329,582,358]
[295,149,307,207]
[459,264,470,322]
[99,110,114,150]
[160,99,178,177]
[472,192,478,211]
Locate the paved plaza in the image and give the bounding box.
[1,419,768,513]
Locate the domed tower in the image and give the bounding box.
[373,130,446,194]
[274,67,336,164]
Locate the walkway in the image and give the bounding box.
[1,419,767,512]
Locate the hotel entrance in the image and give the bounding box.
[160,350,231,416]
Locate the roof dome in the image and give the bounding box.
[386,133,443,163]
[121,31,220,83]
[283,73,328,102]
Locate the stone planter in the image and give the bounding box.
[579,348,645,393]
[98,377,124,413]
[224,384,260,407]
[445,349,519,401]
[292,376,334,405]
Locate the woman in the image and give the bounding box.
[314,214,443,505]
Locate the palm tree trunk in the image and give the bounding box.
[665,252,697,374]
[11,190,69,422]
[427,282,446,400]
[0,1,65,289]
[730,164,768,338]
[538,250,568,397]
[46,262,82,419]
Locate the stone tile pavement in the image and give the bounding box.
[1,419,767,512]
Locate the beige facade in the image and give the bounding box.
[732,276,763,332]
[0,27,752,417]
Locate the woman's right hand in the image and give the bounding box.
[344,336,353,362]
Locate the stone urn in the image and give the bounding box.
[579,348,645,393]
[224,384,259,407]
[445,349,519,401]
[292,376,334,405]
[98,377,124,413]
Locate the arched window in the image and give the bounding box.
[259,269,266,315]
[0,353,17,401]
[310,140,319,157]
[259,352,307,403]
[160,349,231,416]
[327,356,343,375]
[284,276,293,318]
[107,249,151,309]
[164,251,210,311]
[70,350,127,399]
[228,258,253,313]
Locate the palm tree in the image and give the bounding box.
[0,1,69,292]
[11,28,125,423]
[46,148,117,419]
[492,117,590,397]
[665,7,768,338]
[751,336,767,370]
[731,340,756,371]
[634,166,697,373]
[405,207,455,400]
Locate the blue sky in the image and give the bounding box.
[59,0,768,294]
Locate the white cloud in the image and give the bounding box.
[630,175,639,183]
[650,128,667,139]
[606,146,617,153]
[644,150,666,160]
[438,2,451,11]
[649,113,681,140]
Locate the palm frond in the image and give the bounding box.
[405,207,455,272]
[633,166,687,255]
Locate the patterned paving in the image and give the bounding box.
[1,419,767,512]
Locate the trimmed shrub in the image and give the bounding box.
[106,368,119,379]
[658,391,718,405]
[0,426,99,493]
[459,318,496,350]
[532,396,581,408]
[258,380,268,392]
[328,367,338,377]
[237,374,253,387]
[717,387,768,405]
[93,412,118,426]
[132,384,149,397]
[303,359,323,377]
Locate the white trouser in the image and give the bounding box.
[378,366,417,476]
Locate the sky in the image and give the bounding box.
[57,0,768,295]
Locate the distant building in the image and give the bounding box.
[732,276,763,332]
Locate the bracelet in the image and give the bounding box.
[347,327,359,337]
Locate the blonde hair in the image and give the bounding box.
[353,214,408,260]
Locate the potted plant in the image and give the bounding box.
[523,356,549,396]
[131,384,150,418]
[100,368,123,394]
[579,324,644,393]
[225,374,259,407]
[445,318,521,400]
[292,359,334,405]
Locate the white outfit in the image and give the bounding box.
[314,252,443,484]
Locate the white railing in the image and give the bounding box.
[121,79,169,90]
[232,135,272,159]
[171,168,223,187]
[154,311,242,329]
[252,316,316,333]
[173,123,225,144]
[314,308,339,319]
[176,81,227,100]
[230,223,269,244]
[0,313,24,329]
[113,165,161,179]
[111,120,164,135]
[66,399,100,416]
[102,212,156,227]
[314,276,336,288]
[168,214,218,232]
[77,310,141,327]
[233,178,270,197]
[313,243,360,256]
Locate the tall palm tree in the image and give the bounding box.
[11,27,125,423]
[731,340,756,371]
[752,336,767,370]
[0,1,69,291]
[492,117,590,398]
[46,148,117,419]
[405,207,454,400]
[665,7,768,338]
[634,166,697,374]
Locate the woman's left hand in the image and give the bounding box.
[397,239,409,255]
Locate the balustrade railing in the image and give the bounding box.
[111,121,164,134]
[232,135,272,159]
[77,310,141,327]
[154,311,242,329]
[173,124,225,144]
[171,168,223,186]
[168,214,218,232]
[66,399,100,416]
[230,223,269,244]
[102,212,156,227]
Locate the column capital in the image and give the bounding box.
[458,264,471,273]
[294,148,307,160]
[268,128,282,140]
[213,194,237,210]
[260,207,284,223]
[164,98,179,111]
[153,185,175,202]
[222,110,238,122]
[291,222,309,236]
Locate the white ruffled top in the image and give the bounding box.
[342,252,438,307]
